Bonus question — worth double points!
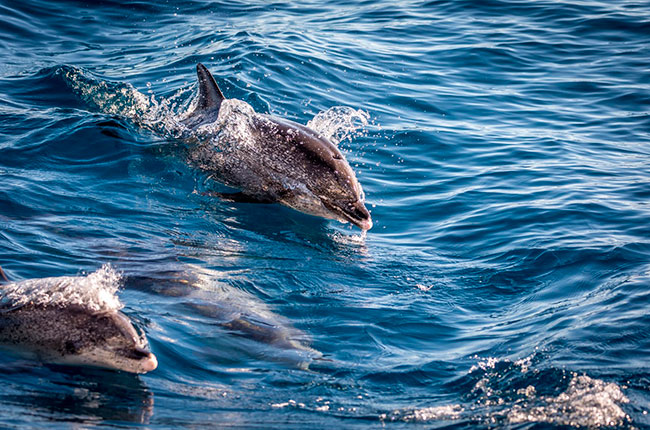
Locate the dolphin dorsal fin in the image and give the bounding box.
[196,63,224,111]
[182,64,225,127]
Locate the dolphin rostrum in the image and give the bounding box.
[183,63,373,230]
[0,265,157,374]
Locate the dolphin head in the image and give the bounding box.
[50,307,158,374]
[268,118,373,230]
[60,308,158,374]
[1,305,157,374]
[314,165,373,232]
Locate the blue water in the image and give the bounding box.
[1,0,650,428]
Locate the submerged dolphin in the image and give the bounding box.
[126,265,322,369]
[183,63,373,230]
[0,266,157,374]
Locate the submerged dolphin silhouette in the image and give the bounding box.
[183,63,373,231]
[126,266,322,369]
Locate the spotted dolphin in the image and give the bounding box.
[183,63,373,230]
[0,265,157,374]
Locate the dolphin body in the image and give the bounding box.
[126,266,322,369]
[183,63,373,231]
[0,267,157,374]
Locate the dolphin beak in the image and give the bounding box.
[358,217,373,231]
[141,352,158,372]
[353,202,373,231]
[326,199,373,231]
[133,346,158,373]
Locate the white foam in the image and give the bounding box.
[386,404,464,422]
[0,264,123,313]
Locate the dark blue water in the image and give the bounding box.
[1,0,650,428]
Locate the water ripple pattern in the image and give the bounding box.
[1,0,649,428]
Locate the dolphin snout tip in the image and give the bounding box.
[359,217,373,231]
[322,199,373,231]
[140,352,158,373]
[349,201,372,231]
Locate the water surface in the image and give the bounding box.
[1,0,650,428]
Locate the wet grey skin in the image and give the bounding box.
[184,63,373,231]
[0,270,157,374]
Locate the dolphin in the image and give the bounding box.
[183,63,373,231]
[126,265,322,369]
[0,266,157,374]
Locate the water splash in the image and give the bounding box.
[507,374,629,427]
[388,355,631,428]
[54,65,191,138]
[307,106,370,145]
[55,66,370,152]
[0,264,123,313]
[55,66,151,120]
[195,98,259,148]
[384,404,464,422]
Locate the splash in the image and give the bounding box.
[55,66,151,119]
[0,264,123,313]
[55,65,371,153]
[195,98,259,149]
[389,355,631,428]
[54,65,190,138]
[507,374,629,427]
[385,404,464,422]
[307,106,370,145]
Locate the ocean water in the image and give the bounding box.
[1,0,650,428]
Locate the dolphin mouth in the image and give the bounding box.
[324,199,373,231]
[124,345,158,373]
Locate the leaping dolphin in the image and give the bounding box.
[183,64,373,231]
